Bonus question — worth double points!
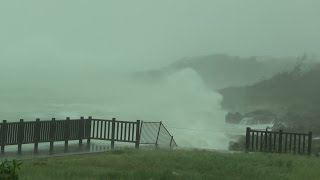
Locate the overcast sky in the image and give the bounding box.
[1,0,320,72]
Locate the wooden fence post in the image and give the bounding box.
[49,118,56,154]
[17,119,25,155]
[64,117,70,152]
[308,132,312,156]
[111,118,116,149]
[135,120,140,149]
[86,116,92,150]
[79,117,85,149]
[155,121,162,148]
[278,130,283,154]
[245,127,251,153]
[34,118,41,154]
[0,120,7,155]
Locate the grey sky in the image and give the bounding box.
[1,0,320,72]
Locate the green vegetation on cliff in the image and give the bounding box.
[219,61,320,134]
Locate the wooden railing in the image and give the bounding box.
[0,117,140,155]
[245,127,312,156]
[90,118,140,149]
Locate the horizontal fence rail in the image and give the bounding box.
[0,117,177,155]
[245,127,312,156]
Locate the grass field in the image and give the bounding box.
[18,148,320,180]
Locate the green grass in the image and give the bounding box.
[18,148,320,180]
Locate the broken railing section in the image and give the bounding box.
[139,121,177,148]
[0,117,176,155]
[245,127,312,156]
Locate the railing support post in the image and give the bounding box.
[245,127,251,153]
[64,117,70,152]
[135,120,140,149]
[308,132,312,156]
[111,118,116,149]
[86,116,92,150]
[17,119,24,155]
[1,120,7,155]
[34,118,41,154]
[49,118,56,154]
[79,116,85,149]
[278,130,283,154]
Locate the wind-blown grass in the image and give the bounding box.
[19,148,320,180]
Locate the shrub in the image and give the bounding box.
[0,159,22,180]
